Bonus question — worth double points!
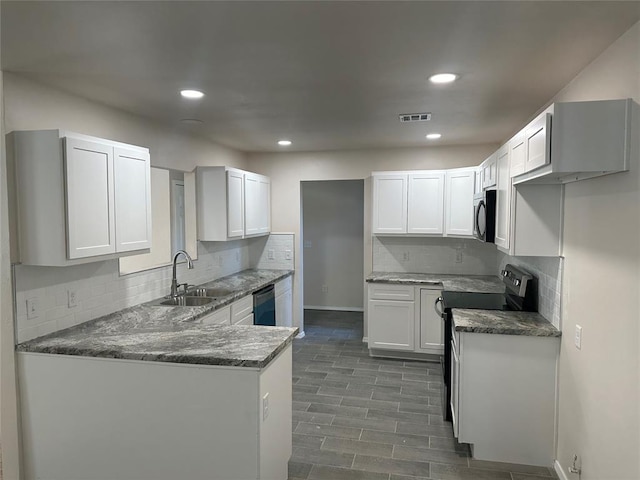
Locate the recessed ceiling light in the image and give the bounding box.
[429,73,458,84]
[278,140,292,146]
[180,89,205,99]
[426,133,442,140]
[179,118,204,125]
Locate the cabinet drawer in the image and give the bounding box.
[275,276,292,297]
[199,306,231,326]
[368,283,415,301]
[231,295,253,324]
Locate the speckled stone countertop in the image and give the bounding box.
[452,309,561,337]
[17,269,297,368]
[366,272,505,293]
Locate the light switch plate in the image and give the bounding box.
[68,289,78,308]
[267,249,275,260]
[285,250,292,260]
[575,325,582,350]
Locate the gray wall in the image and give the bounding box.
[302,180,364,310]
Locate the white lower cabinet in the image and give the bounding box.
[275,276,293,327]
[452,331,559,466]
[367,284,443,355]
[231,296,254,325]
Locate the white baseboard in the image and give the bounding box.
[304,305,364,312]
[554,460,569,480]
[295,331,306,339]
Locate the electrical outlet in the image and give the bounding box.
[235,251,240,262]
[267,249,275,260]
[402,252,409,261]
[262,393,269,420]
[285,250,292,260]
[67,289,78,308]
[218,255,224,267]
[26,298,39,320]
[321,285,328,294]
[575,324,582,349]
[455,249,463,263]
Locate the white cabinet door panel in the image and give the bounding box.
[445,169,474,237]
[494,145,511,250]
[65,137,116,259]
[408,172,445,234]
[244,173,270,236]
[525,113,551,173]
[419,289,443,350]
[114,147,151,252]
[226,170,245,238]
[372,174,407,234]
[509,132,526,178]
[368,300,415,351]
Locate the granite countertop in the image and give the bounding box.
[452,309,561,337]
[17,269,297,369]
[366,272,505,294]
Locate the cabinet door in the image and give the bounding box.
[226,170,245,238]
[200,306,231,325]
[451,340,460,438]
[509,132,526,178]
[494,144,511,250]
[407,172,445,234]
[419,289,443,351]
[244,173,270,236]
[444,169,474,236]
[65,137,116,259]
[275,289,293,327]
[525,113,551,172]
[113,147,151,253]
[481,154,497,189]
[258,176,271,234]
[368,299,414,351]
[372,174,407,234]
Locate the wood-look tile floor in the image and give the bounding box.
[289,310,558,480]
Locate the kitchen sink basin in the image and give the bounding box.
[158,296,213,307]
[187,287,235,298]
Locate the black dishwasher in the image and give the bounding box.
[253,284,276,326]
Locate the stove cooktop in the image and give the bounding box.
[440,291,513,311]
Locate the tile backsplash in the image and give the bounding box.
[373,236,498,275]
[14,233,294,343]
[497,252,563,329]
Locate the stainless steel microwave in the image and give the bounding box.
[473,189,496,243]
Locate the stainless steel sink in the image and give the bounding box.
[187,287,235,298]
[157,296,213,307]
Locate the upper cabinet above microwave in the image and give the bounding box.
[512,99,637,184]
[371,168,474,238]
[7,130,152,267]
[196,166,271,241]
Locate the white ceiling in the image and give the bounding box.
[2,1,639,152]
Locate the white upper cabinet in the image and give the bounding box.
[509,131,526,178]
[407,172,445,235]
[244,172,271,236]
[494,144,511,250]
[226,169,245,238]
[196,166,271,241]
[513,99,636,184]
[113,147,152,253]
[372,173,408,234]
[445,168,475,237]
[481,153,497,189]
[65,137,116,259]
[8,130,151,266]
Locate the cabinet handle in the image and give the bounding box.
[434,296,444,317]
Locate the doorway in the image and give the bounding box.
[301,180,364,312]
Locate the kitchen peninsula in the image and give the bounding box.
[17,269,296,480]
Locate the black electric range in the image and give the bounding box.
[439,264,537,421]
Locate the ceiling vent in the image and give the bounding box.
[399,113,431,123]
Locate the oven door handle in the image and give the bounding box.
[434,296,444,317]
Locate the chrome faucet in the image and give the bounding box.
[170,250,194,298]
